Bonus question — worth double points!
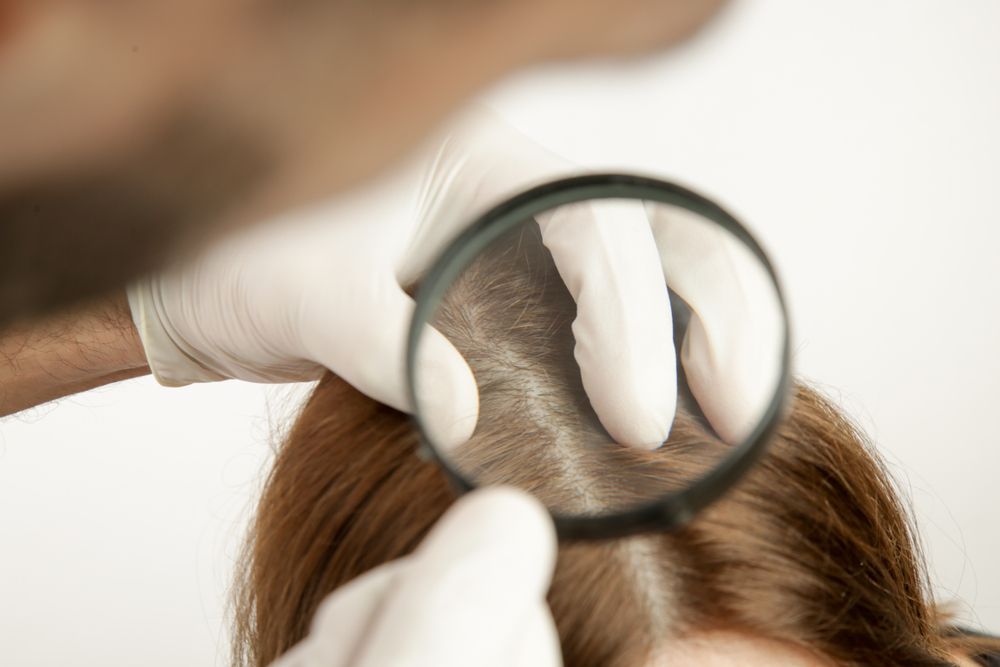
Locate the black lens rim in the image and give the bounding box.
[406,173,792,541]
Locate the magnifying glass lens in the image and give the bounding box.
[410,183,788,537]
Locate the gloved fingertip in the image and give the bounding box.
[583,369,677,450]
[417,487,557,589]
[681,311,785,446]
[602,401,676,451]
[685,357,776,446]
[350,488,557,667]
[412,325,480,451]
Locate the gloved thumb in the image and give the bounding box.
[299,277,480,450]
[269,488,560,667]
[352,487,560,667]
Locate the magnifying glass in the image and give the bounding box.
[406,174,791,540]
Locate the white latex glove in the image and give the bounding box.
[409,108,782,446]
[406,109,678,448]
[129,105,778,448]
[268,488,561,667]
[127,107,677,449]
[128,145,485,448]
[646,204,785,444]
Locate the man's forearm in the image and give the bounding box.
[0,291,150,417]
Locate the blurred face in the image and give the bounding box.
[0,0,729,323]
[1,2,247,182]
[0,2,279,321]
[0,0,490,321]
[0,1,507,238]
[0,0,731,211]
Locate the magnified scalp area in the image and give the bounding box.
[428,221,727,516]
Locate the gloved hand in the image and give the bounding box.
[267,487,561,667]
[126,107,677,448]
[127,145,486,448]
[128,106,776,448]
[402,108,781,445]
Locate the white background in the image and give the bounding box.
[2,1,999,665]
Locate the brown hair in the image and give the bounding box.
[233,223,998,666]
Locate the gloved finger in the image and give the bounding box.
[268,560,408,667]
[646,203,784,444]
[351,487,560,667]
[396,134,485,288]
[537,199,677,449]
[300,277,479,450]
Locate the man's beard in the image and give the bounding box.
[0,108,274,329]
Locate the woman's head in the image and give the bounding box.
[233,223,991,666]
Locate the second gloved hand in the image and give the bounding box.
[267,488,561,667]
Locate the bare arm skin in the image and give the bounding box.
[0,292,149,417]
